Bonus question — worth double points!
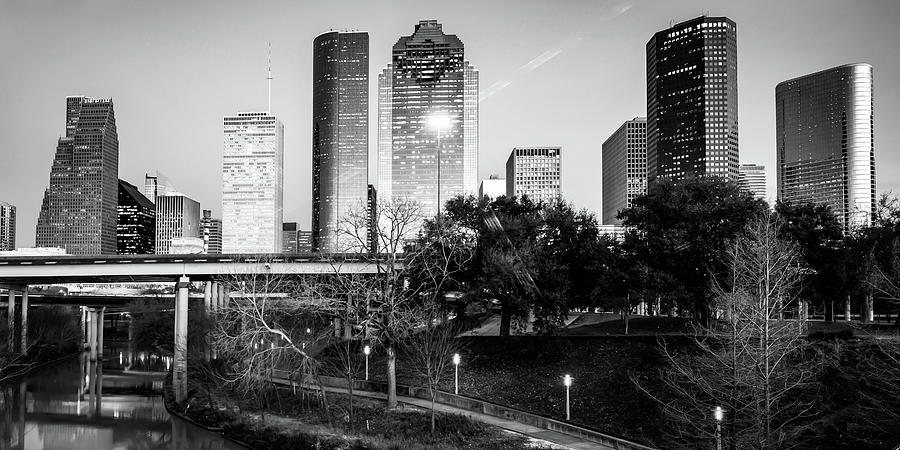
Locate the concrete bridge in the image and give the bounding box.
[0,253,391,403]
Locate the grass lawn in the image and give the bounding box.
[354,336,673,446]
[561,313,691,336]
[178,379,546,449]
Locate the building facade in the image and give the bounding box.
[36,96,119,255]
[282,222,299,253]
[155,193,200,255]
[647,16,738,182]
[201,209,222,254]
[602,118,647,225]
[312,31,369,253]
[222,112,284,254]
[117,180,155,254]
[506,147,562,203]
[776,63,875,232]
[377,20,478,217]
[0,201,15,251]
[144,171,171,205]
[479,175,506,199]
[738,164,767,201]
[298,230,313,253]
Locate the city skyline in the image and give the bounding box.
[3,1,900,246]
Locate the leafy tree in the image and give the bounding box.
[773,201,845,321]
[619,176,766,325]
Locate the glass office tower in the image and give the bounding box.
[117,180,156,254]
[36,96,119,255]
[602,118,647,225]
[222,112,284,254]
[776,63,875,232]
[312,31,369,252]
[647,16,738,182]
[377,20,478,217]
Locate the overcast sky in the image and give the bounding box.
[2,0,899,247]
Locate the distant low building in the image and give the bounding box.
[169,237,205,255]
[479,175,506,199]
[506,147,562,204]
[738,164,767,201]
[0,201,15,251]
[201,210,222,254]
[155,193,200,255]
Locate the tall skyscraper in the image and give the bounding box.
[506,147,562,204]
[479,175,506,199]
[117,180,155,255]
[377,20,478,217]
[201,209,222,254]
[647,16,738,182]
[738,164,767,201]
[144,171,172,204]
[0,201,15,251]
[602,118,647,225]
[155,193,200,255]
[776,63,875,232]
[312,31,369,253]
[222,112,284,254]
[36,96,119,255]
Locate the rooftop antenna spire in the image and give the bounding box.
[267,42,272,113]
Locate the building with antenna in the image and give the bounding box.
[221,46,284,254]
[312,30,369,253]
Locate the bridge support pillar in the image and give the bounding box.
[20,289,27,356]
[97,307,105,359]
[6,290,14,353]
[173,276,190,403]
[204,282,212,313]
[211,282,220,313]
[88,308,98,362]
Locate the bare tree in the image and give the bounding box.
[638,213,818,450]
[210,256,336,421]
[405,300,460,433]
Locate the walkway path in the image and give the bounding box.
[272,377,617,450]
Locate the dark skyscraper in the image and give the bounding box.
[776,63,875,232]
[367,184,377,253]
[36,96,119,254]
[312,31,369,253]
[378,20,478,218]
[646,16,738,182]
[117,179,155,255]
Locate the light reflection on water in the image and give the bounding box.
[0,345,243,450]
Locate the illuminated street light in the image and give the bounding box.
[714,406,724,450]
[563,374,573,421]
[452,353,461,395]
[363,345,371,381]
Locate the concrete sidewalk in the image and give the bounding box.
[273,377,614,450]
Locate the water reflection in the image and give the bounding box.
[0,352,243,449]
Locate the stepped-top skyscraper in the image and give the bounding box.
[378,20,478,218]
[312,31,369,252]
[776,63,875,232]
[647,16,738,182]
[222,111,284,254]
[36,96,119,255]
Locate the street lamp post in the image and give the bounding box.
[427,113,451,217]
[563,374,573,421]
[452,353,461,395]
[363,345,371,381]
[714,406,724,450]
